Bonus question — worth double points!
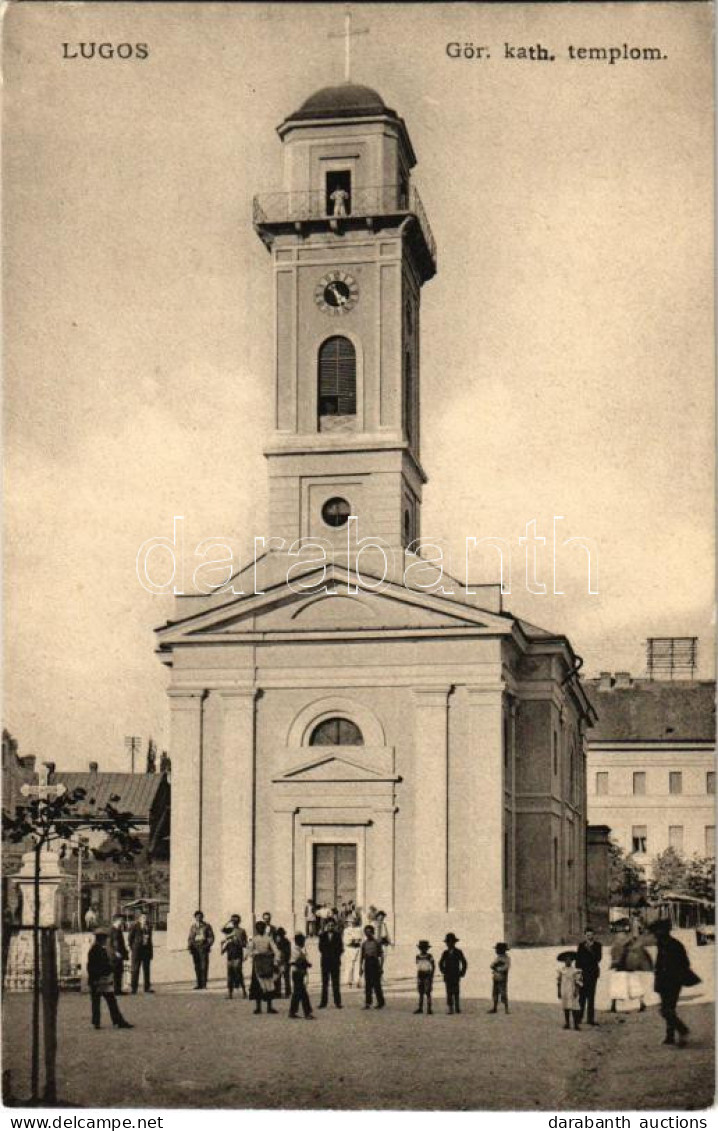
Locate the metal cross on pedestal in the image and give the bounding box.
[328,9,369,83]
[21,764,66,804]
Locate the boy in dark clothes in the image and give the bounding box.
[414,940,435,1015]
[221,914,248,999]
[438,932,467,1015]
[274,927,291,998]
[288,932,314,1020]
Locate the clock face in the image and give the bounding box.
[314,271,359,315]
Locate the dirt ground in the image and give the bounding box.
[2,979,714,1111]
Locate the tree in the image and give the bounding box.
[685,854,715,903]
[2,783,142,1105]
[649,847,689,901]
[608,838,646,907]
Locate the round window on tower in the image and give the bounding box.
[321,497,351,528]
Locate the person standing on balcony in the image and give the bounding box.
[330,186,349,217]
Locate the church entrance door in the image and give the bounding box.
[313,844,357,908]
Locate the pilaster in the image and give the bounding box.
[166,690,204,950]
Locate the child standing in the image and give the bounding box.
[439,932,467,1015]
[288,932,314,1020]
[414,940,435,1015]
[488,942,510,1014]
[557,952,583,1030]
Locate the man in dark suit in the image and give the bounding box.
[653,918,691,1046]
[261,911,277,941]
[128,912,154,994]
[318,917,344,1008]
[88,930,133,1029]
[109,913,129,995]
[576,927,603,1025]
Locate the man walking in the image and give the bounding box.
[128,912,154,994]
[576,927,603,1026]
[318,917,344,1009]
[110,913,129,995]
[653,919,693,1046]
[188,910,215,989]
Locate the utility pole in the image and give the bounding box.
[124,736,142,775]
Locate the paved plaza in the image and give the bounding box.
[2,934,714,1111]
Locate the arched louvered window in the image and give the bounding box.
[404,351,413,441]
[309,717,364,746]
[318,336,356,422]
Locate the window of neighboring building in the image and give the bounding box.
[633,772,646,796]
[309,717,364,747]
[707,771,715,795]
[404,351,413,442]
[669,771,683,795]
[668,826,684,853]
[553,732,558,776]
[553,837,559,887]
[596,772,608,795]
[706,826,715,856]
[632,825,648,854]
[318,336,356,425]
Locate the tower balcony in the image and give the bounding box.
[253,184,437,280]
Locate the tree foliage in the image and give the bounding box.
[608,838,646,906]
[2,786,143,865]
[649,846,688,900]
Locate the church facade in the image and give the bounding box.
[157,83,595,951]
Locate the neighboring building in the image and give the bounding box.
[1,729,36,917]
[49,762,170,928]
[586,671,716,873]
[156,81,595,951]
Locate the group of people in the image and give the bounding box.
[554,920,699,1045]
[87,909,700,1045]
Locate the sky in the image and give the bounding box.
[4,2,714,772]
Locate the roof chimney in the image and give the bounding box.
[598,672,613,692]
[614,671,633,690]
[20,755,36,772]
[89,761,99,773]
[43,761,56,776]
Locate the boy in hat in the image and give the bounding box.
[87,930,133,1030]
[488,942,511,1014]
[288,932,314,1020]
[414,940,435,1015]
[221,914,248,999]
[439,933,467,1015]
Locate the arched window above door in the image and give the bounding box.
[309,717,364,746]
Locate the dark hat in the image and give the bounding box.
[651,918,672,933]
[417,939,431,949]
[444,933,459,944]
[494,942,509,954]
[194,910,204,918]
[230,914,240,923]
[557,950,577,963]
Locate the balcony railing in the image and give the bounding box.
[253,184,436,267]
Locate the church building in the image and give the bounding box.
[156,82,595,951]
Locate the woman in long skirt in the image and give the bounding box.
[249,921,280,1014]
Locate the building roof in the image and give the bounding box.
[584,678,716,743]
[286,83,396,122]
[52,772,166,819]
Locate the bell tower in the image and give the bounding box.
[253,82,436,553]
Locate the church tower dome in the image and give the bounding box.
[285,82,394,123]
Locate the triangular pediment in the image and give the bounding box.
[156,555,514,648]
[274,750,397,783]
